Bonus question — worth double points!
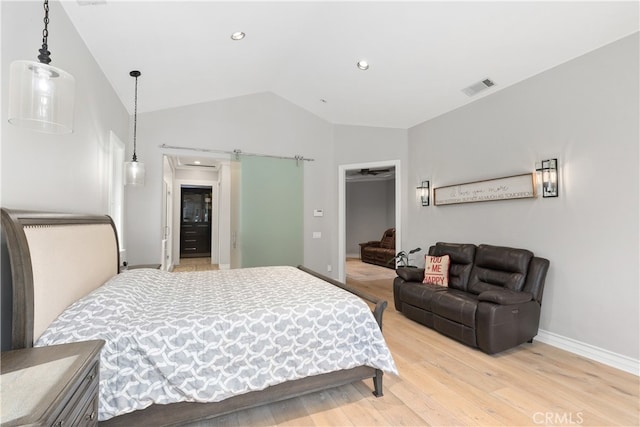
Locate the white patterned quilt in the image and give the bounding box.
[35,266,397,421]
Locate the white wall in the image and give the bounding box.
[1,1,129,214]
[175,168,219,181]
[407,34,639,361]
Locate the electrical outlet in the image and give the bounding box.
[327,265,332,272]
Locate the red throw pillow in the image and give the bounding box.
[423,255,450,286]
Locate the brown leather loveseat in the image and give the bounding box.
[393,242,549,354]
[359,228,396,268]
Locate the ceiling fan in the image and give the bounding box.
[357,168,391,176]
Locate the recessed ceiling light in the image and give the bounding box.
[231,32,245,41]
[194,160,201,165]
[356,60,369,71]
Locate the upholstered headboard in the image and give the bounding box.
[1,208,119,349]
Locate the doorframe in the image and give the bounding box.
[161,180,173,270]
[338,159,401,282]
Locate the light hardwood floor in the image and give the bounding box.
[183,260,639,426]
[172,257,219,272]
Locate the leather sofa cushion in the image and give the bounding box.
[399,282,448,311]
[371,248,394,263]
[478,289,533,305]
[468,244,533,295]
[431,290,479,328]
[364,247,392,255]
[429,243,476,291]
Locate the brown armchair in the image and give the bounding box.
[359,228,396,269]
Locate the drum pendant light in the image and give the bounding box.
[8,0,75,134]
[124,70,145,186]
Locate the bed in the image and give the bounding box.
[1,208,397,426]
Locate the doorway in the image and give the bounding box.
[162,154,228,270]
[338,160,401,282]
[180,185,213,258]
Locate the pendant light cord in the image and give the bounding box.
[132,73,139,162]
[38,0,51,64]
[129,70,141,162]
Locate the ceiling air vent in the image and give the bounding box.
[462,78,496,97]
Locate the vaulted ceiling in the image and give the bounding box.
[62,1,639,129]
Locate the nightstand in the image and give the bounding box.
[120,263,161,272]
[1,340,104,426]
[128,264,161,270]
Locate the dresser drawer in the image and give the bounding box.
[181,235,209,247]
[53,360,100,426]
[78,389,99,425]
[181,226,209,237]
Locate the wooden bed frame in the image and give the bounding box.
[1,208,388,426]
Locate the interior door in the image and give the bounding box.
[230,155,303,268]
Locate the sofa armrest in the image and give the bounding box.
[476,300,541,353]
[360,241,382,248]
[478,289,533,305]
[396,267,424,282]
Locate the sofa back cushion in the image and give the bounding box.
[428,242,476,291]
[379,228,395,249]
[468,244,533,295]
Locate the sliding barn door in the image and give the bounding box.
[230,155,303,268]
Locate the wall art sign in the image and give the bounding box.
[434,173,536,206]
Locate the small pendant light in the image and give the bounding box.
[8,0,75,134]
[124,70,145,186]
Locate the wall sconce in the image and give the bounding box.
[417,180,430,206]
[536,159,558,198]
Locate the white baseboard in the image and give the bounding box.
[218,263,230,270]
[535,329,639,376]
[346,253,360,259]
